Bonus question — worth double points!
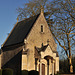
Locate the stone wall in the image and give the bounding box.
[27,13,57,51]
[56,57,59,72]
[21,54,27,70]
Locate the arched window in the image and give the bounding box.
[41,25,43,32]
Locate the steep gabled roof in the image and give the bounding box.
[3,14,40,47]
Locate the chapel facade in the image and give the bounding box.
[0,10,59,75]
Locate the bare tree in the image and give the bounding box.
[49,0,75,73]
[17,0,49,20]
[17,0,75,73]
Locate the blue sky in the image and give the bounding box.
[0,0,28,48]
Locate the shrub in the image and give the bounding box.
[2,68,13,75]
[0,69,2,75]
[28,70,39,75]
[21,70,28,75]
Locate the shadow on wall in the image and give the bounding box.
[1,49,39,75]
[2,50,22,75]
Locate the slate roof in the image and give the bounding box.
[2,12,51,47]
[3,14,40,47]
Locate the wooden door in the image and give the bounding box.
[42,64,45,75]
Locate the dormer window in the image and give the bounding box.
[41,25,43,32]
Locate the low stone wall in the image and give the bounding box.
[61,74,75,75]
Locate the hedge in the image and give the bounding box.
[21,70,28,75]
[28,70,39,75]
[2,68,13,75]
[0,69,2,75]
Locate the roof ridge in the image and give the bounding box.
[17,14,40,24]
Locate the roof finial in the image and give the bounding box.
[41,5,44,13]
[17,17,19,23]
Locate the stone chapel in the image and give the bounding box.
[0,9,59,75]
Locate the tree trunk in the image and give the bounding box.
[67,34,73,73]
[69,57,73,73]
